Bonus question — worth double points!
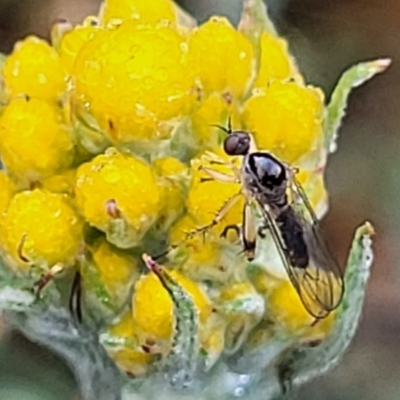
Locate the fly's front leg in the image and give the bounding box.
[154,192,243,260]
[186,192,242,240]
[198,166,240,184]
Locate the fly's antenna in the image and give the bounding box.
[210,116,233,135]
[227,115,232,133]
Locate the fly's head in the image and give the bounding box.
[223,130,251,156]
[212,120,252,156]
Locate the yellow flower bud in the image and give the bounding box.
[243,81,324,163]
[0,189,82,270]
[73,21,196,142]
[188,17,254,99]
[75,149,161,247]
[132,270,211,341]
[2,36,66,101]
[0,98,74,181]
[254,32,294,88]
[100,0,177,26]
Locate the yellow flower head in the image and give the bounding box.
[268,279,335,340]
[243,81,325,163]
[0,97,74,182]
[100,0,177,26]
[105,311,154,376]
[188,17,254,99]
[75,149,161,247]
[59,22,100,75]
[89,237,140,296]
[186,152,243,231]
[153,157,188,230]
[0,189,83,269]
[132,269,212,343]
[0,172,16,215]
[73,21,196,142]
[254,32,295,88]
[2,36,66,101]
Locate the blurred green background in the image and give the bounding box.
[0,0,399,399]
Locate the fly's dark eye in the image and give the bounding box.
[223,132,250,156]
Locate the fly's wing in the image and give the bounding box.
[290,176,344,317]
[256,178,344,319]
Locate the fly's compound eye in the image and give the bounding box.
[223,132,250,156]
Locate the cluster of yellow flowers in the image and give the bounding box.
[0,0,384,381]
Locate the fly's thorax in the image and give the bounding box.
[242,152,288,207]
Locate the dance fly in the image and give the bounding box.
[196,122,344,319]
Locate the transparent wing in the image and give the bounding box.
[256,177,344,319]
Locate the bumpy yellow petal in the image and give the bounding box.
[100,0,177,26]
[2,36,66,101]
[243,81,324,163]
[41,169,77,196]
[73,21,196,142]
[153,157,187,177]
[75,149,161,246]
[296,168,328,218]
[153,157,188,230]
[59,23,99,75]
[0,172,16,215]
[132,270,211,341]
[106,311,154,376]
[186,155,243,231]
[90,237,140,296]
[190,93,233,147]
[268,280,335,339]
[254,32,293,88]
[0,97,74,182]
[0,189,82,269]
[188,17,254,99]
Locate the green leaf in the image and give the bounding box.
[324,59,391,153]
[238,0,277,40]
[143,254,199,389]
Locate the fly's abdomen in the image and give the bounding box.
[276,207,309,269]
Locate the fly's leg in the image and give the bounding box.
[185,192,242,240]
[242,201,257,261]
[153,193,242,261]
[220,224,241,239]
[198,166,240,184]
[257,222,270,239]
[33,263,64,296]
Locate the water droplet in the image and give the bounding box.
[38,73,48,84]
[234,387,245,397]
[12,61,20,77]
